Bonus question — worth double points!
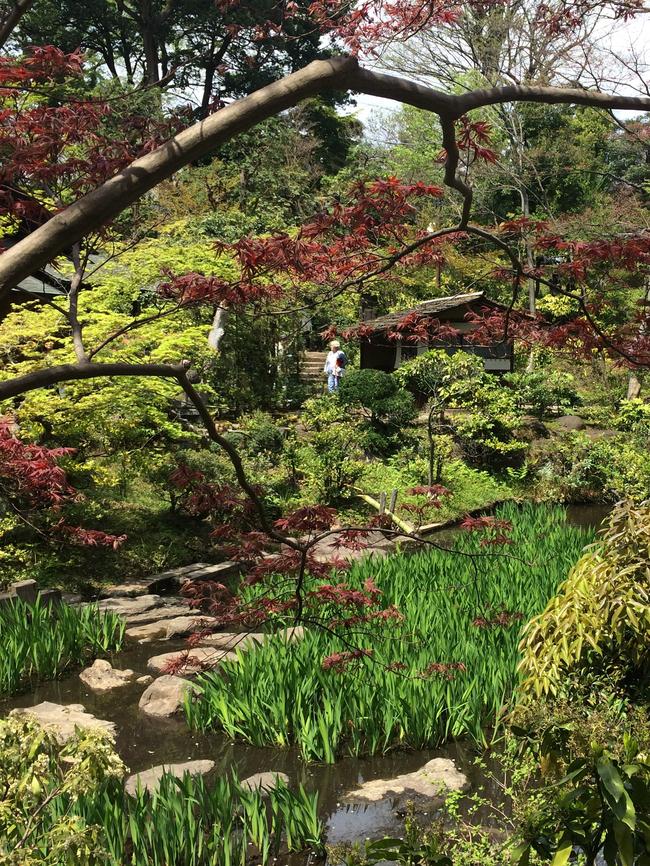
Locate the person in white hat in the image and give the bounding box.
[323,340,347,392]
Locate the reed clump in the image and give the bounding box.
[0,597,124,695]
[185,503,594,762]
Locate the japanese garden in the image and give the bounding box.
[1,1,650,863]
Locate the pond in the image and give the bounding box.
[0,502,608,849]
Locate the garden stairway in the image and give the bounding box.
[299,350,327,392]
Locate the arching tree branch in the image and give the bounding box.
[1,57,650,300]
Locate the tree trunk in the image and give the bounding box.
[0,0,36,49]
[208,304,229,351]
[521,187,536,372]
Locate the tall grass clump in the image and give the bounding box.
[186,503,594,762]
[76,772,323,865]
[2,716,323,866]
[0,598,124,695]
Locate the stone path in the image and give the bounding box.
[98,561,241,599]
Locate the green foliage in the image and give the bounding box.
[0,717,125,866]
[504,369,580,418]
[530,432,650,502]
[519,500,650,699]
[186,504,592,762]
[302,394,349,429]
[394,350,485,400]
[616,398,650,432]
[0,717,323,866]
[395,351,525,470]
[0,599,124,696]
[510,698,650,866]
[231,411,286,456]
[338,369,416,452]
[296,426,365,504]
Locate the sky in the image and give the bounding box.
[343,14,650,132]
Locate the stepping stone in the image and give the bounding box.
[146,647,239,675]
[79,659,137,693]
[240,771,290,795]
[10,702,116,744]
[126,614,218,643]
[342,758,469,811]
[138,674,199,717]
[123,604,200,627]
[125,760,215,796]
[95,594,162,619]
[199,626,305,648]
[99,582,152,599]
[180,562,242,584]
[198,631,267,649]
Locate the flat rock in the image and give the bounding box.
[125,614,217,643]
[240,771,290,795]
[309,530,393,564]
[10,701,116,743]
[123,604,200,627]
[99,582,151,599]
[125,759,215,796]
[200,626,305,648]
[146,646,239,675]
[342,758,469,810]
[138,674,199,717]
[95,594,162,619]
[555,415,585,431]
[79,659,137,692]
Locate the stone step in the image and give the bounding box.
[126,614,218,643]
[147,646,240,675]
[126,759,215,795]
[99,561,241,599]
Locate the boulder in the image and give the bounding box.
[125,759,215,796]
[147,647,239,675]
[10,702,116,743]
[555,415,585,431]
[125,614,217,643]
[240,771,290,795]
[79,659,137,693]
[136,674,153,685]
[342,758,469,811]
[138,674,198,717]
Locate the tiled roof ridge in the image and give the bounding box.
[362,291,486,330]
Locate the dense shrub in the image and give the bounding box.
[616,397,650,431]
[531,431,650,502]
[505,368,580,417]
[233,411,286,455]
[519,499,650,698]
[338,369,416,452]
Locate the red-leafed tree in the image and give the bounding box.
[0,0,649,625]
